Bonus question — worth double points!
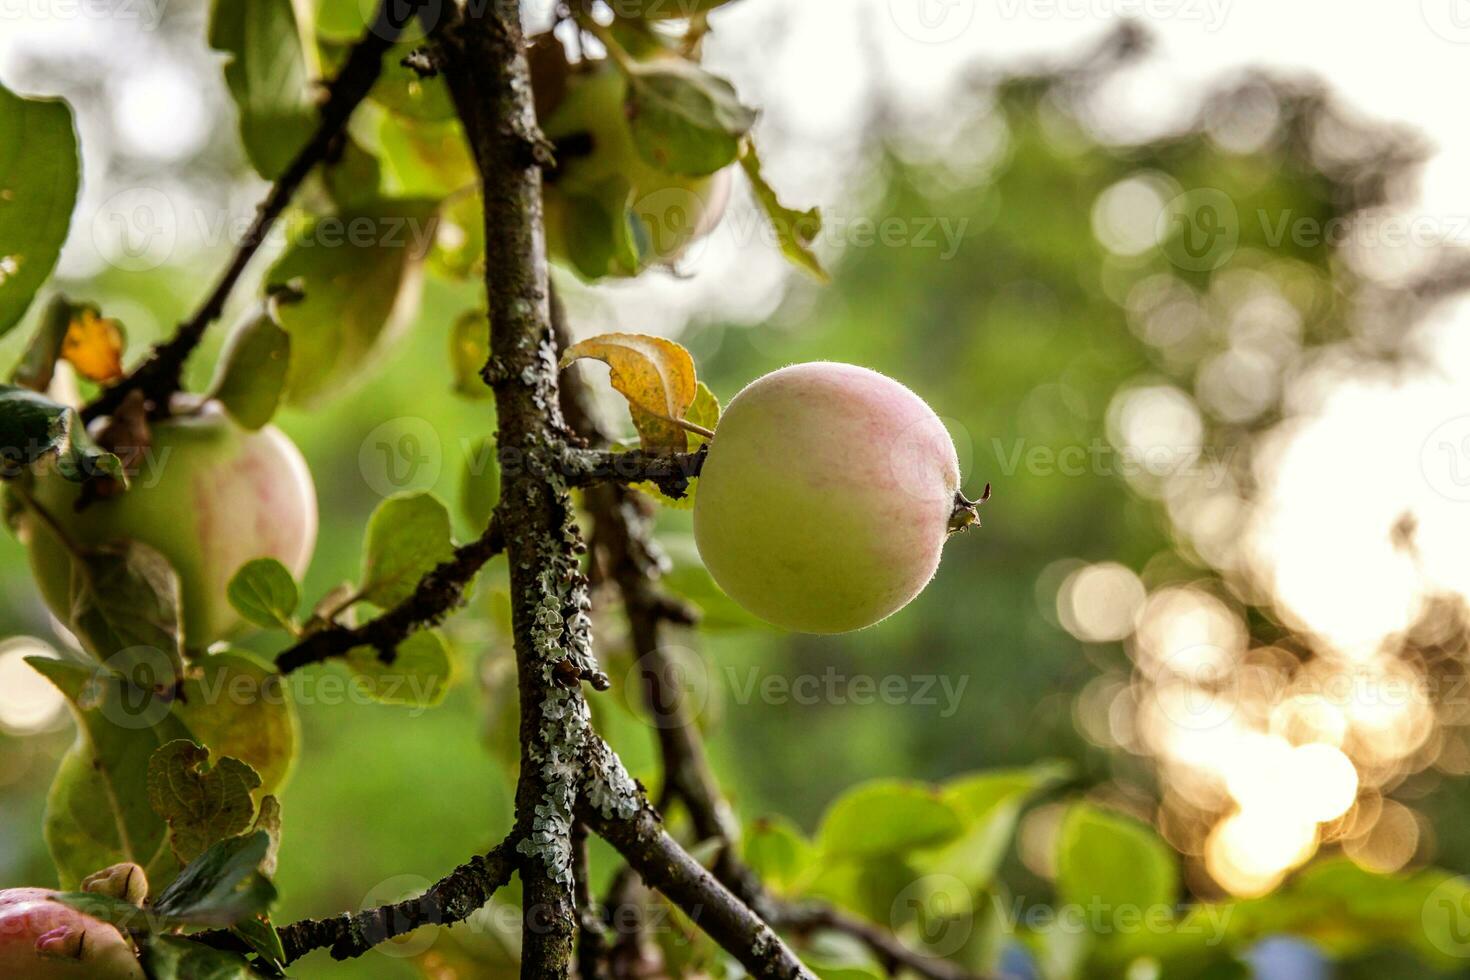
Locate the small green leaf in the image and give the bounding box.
[174,651,298,798]
[208,304,292,431]
[623,60,755,176]
[51,891,157,933]
[147,740,263,865]
[346,629,453,707]
[11,295,76,390]
[0,382,68,469]
[450,309,492,400]
[30,655,194,889]
[560,176,643,280]
[226,558,300,631]
[635,381,719,509]
[360,491,455,608]
[208,0,316,180]
[67,540,185,685]
[739,139,829,282]
[267,200,436,407]
[744,816,814,895]
[141,934,269,978]
[460,436,500,532]
[232,913,287,968]
[818,780,965,860]
[1056,803,1177,923]
[153,830,276,926]
[0,83,79,337]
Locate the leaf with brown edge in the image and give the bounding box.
[147,740,262,865]
[739,138,829,283]
[559,333,698,453]
[60,306,126,383]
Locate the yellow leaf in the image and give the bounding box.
[559,332,698,452]
[61,308,125,383]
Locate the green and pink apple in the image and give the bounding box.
[542,60,734,276]
[694,362,964,633]
[0,888,144,979]
[22,401,317,648]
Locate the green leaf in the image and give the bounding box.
[153,830,276,926]
[266,199,436,407]
[739,139,829,282]
[634,381,719,509]
[30,656,195,889]
[0,382,68,469]
[208,0,316,180]
[232,913,287,968]
[623,59,755,176]
[12,294,76,390]
[67,540,186,685]
[818,780,965,860]
[1056,803,1177,922]
[208,304,292,431]
[51,891,157,933]
[360,491,455,608]
[174,651,298,798]
[141,934,269,979]
[376,115,477,199]
[460,436,500,532]
[226,558,300,631]
[321,135,386,210]
[915,762,1070,891]
[559,176,643,280]
[744,816,815,895]
[147,740,263,865]
[0,84,78,337]
[346,628,453,707]
[450,308,492,400]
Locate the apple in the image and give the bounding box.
[542,61,734,276]
[0,888,144,979]
[22,401,318,648]
[693,363,962,633]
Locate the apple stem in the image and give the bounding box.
[672,417,716,441]
[948,483,991,534]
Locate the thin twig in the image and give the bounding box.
[771,902,989,980]
[82,0,427,423]
[275,517,504,674]
[560,445,707,499]
[278,841,518,962]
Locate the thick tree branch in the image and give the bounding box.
[275,517,505,674]
[82,0,426,423]
[279,840,518,962]
[439,2,590,975]
[579,742,816,980]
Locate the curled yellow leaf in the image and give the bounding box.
[559,332,699,452]
[61,307,126,383]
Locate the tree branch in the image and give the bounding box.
[770,903,988,980]
[82,0,426,423]
[560,445,707,499]
[275,517,505,674]
[278,840,518,962]
[438,2,589,975]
